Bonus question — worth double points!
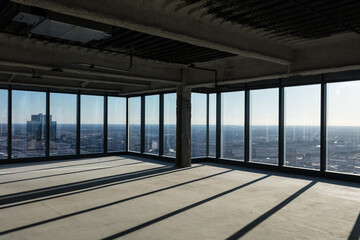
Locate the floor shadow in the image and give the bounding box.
[203,162,360,188]
[0,165,172,206]
[0,169,232,236]
[0,161,144,185]
[226,181,317,240]
[348,212,360,240]
[0,157,135,176]
[101,175,271,240]
[0,165,202,210]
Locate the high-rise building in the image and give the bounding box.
[27,113,56,144]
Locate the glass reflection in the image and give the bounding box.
[327,81,360,175]
[284,85,320,170]
[221,91,244,160]
[108,97,126,152]
[12,90,46,158]
[50,93,77,156]
[129,97,141,152]
[191,93,207,157]
[250,88,278,165]
[209,93,216,157]
[80,95,104,154]
[145,95,159,154]
[163,93,176,157]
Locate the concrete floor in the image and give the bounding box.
[0,156,359,240]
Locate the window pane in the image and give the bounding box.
[209,93,216,157]
[191,93,207,157]
[221,91,244,160]
[284,85,320,170]
[250,88,278,165]
[12,90,46,158]
[50,93,77,156]
[145,95,159,154]
[129,97,141,152]
[163,93,176,157]
[0,90,7,159]
[327,81,360,175]
[108,97,126,152]
[80,95,104,154]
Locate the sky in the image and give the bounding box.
[6,80,360,126]
[108,97,126,124]
[129,97,141,124]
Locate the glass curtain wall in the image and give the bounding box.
[80,95,104,154]
[129,97,141,152]
[145,95,159,154]
[191,93,207,157]
[250,88,279,165]
[12,90,46,158]
[0,90,7,159]
[108,97,126,152]
[208,93,217,157]
[50,93,77,156]
[327,81,360,175]
[284,85,321,170]
[221,91,244,160]
[163,93,176,157]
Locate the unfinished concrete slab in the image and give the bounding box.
[0,156,359,240]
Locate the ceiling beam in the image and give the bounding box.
[11,0,292,65]
[0,60,182,86]
[0,68,149,87]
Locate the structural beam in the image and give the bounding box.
[11,0,292,65]
[175,84,192,167]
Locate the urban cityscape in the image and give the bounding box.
[0,114,359,175]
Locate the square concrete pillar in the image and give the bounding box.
[175,86,192,167]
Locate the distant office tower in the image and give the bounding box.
[27,114,56,146]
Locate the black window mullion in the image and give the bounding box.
[7,86,12,161]
[126,97,129,152]
[279,80,285,167]
[244,89,250,162]
[76,92,81,156]
[159,94,164,156]
[206,93,210,157]
[320,74,327,172]
[46,90,50,157]
[104,94,108,154]
[141,96,145,153]
[216,92,221,159]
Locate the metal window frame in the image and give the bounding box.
[1,70,360,182]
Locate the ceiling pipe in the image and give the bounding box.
[1,80,124,94]
[50,50,133,73]
[0,69,149,87]
[0,60,181,85]
[186,64,218,90]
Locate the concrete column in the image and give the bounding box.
[175,85,192,167]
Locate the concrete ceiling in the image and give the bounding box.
[0,0,359,94]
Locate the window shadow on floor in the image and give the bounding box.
[0,165,202,211]
[101,175,271,240]
[0,157,135,176]
[226,180,317,239]
[0,168,232,236]
[0,161,192,208]
[348,212,360,240]
[0,161,144,185]
[204,162,360,188]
